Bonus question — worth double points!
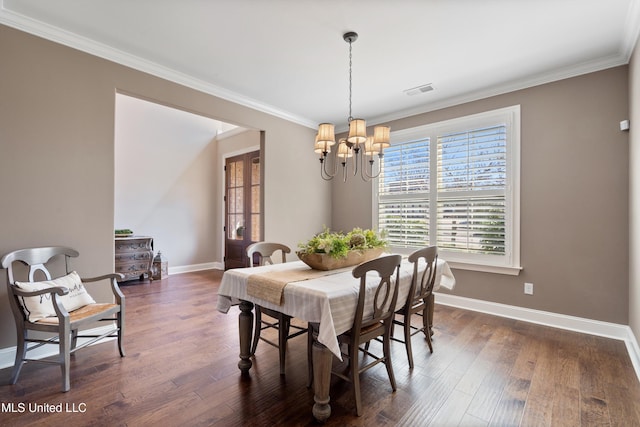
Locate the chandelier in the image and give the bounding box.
[315,31,390,182]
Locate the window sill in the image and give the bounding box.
[446,261,522,276]
[389,247,522,276]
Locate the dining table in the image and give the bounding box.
[216,254,456,422]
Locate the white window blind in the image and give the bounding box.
[374,106,521,275]
[378,139,429,248]
[437,125,507,255]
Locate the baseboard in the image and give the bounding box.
[168,262,222,275]
[434,292,640,381]
[0,325,116,371]
[624,327,640,382]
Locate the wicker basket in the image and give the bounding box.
[297,248,385,271]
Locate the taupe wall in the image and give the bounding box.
[333,66,630,324]
[630,40,640,343]
[0,25,328,349]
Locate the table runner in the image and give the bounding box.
[247,265,350,305]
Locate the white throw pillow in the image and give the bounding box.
[15,271,96,322]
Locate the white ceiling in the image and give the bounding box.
[2,0,639,131]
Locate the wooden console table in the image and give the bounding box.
[114,236,154,282]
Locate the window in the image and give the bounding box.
[375,106,521,275]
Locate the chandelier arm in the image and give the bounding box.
[352,147,359,176]
[342,160,348,183]
[324,154,336,178]
[359,157,373,181]
[361,153,383,179]
[320,163,333,181]
[358,156,371,182]
[320,152,338,180]
[320,160,332,181]
[360,156,370,181]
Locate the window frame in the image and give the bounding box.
[374,105,521,275]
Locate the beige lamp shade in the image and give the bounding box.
[315,138,331,154]
[347,118,367,144]
[317,123,336,145]
[337,139,353,159]
[364,136,381,156]
[373,126,390,149]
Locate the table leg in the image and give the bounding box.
[238,300,254,373]
[311,324,332,422]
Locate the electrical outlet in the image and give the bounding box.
[524,282,534,295]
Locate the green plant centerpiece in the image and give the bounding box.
[297,227,388,270]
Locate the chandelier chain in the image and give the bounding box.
[348,38,353,122]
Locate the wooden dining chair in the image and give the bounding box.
[1,246,125,392]
[246,242,307,375]
[330,254,402,416]
[391,246,438,368]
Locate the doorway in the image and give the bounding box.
[115,92,240,271]
[225,150,261,269]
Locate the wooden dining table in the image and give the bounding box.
[216,255,455,422]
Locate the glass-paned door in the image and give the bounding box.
[225,150,261,269]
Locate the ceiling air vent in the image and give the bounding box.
[404,83,434,96]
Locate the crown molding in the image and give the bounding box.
[367,52,629,127]
[2,1,637,133]
[622,0,640,59]
[0,5,316,130]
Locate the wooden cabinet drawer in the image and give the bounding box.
[115,239,153,252]
[115,252,152,262]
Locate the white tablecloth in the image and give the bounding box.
[217,257,455,358]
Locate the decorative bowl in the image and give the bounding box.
[297,247,385,271]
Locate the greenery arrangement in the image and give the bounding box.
[297,227,387,259]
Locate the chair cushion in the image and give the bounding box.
[35,303,118,325]
[15,271,96,322]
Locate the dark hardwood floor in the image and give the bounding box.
[1,269,639,426]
